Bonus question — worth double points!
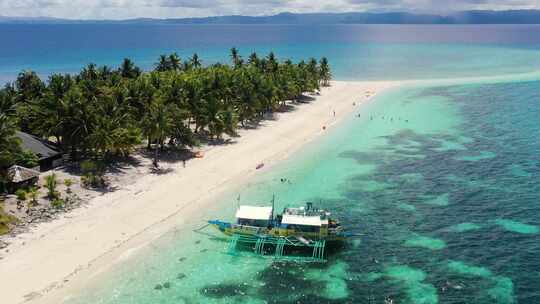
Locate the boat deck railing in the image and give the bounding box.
[227,233,326,262]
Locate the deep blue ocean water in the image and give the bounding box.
[3,24,540,82]
[2,24,539,303]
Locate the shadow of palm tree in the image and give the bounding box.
[150,167,175,175]
[297,94,316,103]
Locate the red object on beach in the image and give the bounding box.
[195,151,204,158]
[256,163,264,170]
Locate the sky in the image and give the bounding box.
[0,0,539,20]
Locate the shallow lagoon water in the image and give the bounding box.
[68,77,540,303]
[8,24,538,304]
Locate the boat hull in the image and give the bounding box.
[208,220,347,242]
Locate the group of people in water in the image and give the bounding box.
[354,110,409,123]
[331,101,410,125]
[280,178,292,184]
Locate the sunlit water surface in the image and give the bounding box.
[66,78,540,304]
[3,25,538,304]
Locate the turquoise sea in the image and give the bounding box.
[2,25,539,303]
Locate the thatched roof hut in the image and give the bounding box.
[6,165,39,192]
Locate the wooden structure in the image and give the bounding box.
[16,131,62,171]
[6,165,39,192]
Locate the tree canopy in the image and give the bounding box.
[0,49,332,174]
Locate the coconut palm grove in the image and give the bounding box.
[0,49,331,183]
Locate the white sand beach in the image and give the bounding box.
[0,81,398,304]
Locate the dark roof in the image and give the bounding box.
[16,131,61,160]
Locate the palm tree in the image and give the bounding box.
[47,74,73,99]
[80,63,99,82]
[15,70,45,104]
[156,54,170,72]
[248,52,259,66]
[190,53,202,69]
[48,85,93,160]
[119,58,141,79]
[230,47,243,68]
[0,85,16,116]
[169,53,182,71]
[14,71,45,132]
[142,97,173,167]
[167,104,197,147]
[0,50,333,173]
[98,65,113,80]
[266,52,278,74]
[319,57,331,86]
[0,114,21,178]
[86,85,141,158]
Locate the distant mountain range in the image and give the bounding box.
[2,11,540,24]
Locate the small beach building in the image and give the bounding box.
[6,165,40,192]
[16,131,63,171]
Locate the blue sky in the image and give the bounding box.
[0,0,538,20]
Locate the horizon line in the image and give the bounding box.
[2,9,540,23]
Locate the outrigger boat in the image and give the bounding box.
[208,202,347,262]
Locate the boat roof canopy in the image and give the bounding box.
[282,214,328,227]
[235,205,273,221]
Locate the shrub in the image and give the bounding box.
[28,187,39,207]
[0,201,18,235]
[15,149,39,168]
[45,173,59,199]
[64,179,74,193]
[81,160,104,175]
[80,161,107,189]
[51,198,65,209]
[15,189,27,201]
[81,174,106,188]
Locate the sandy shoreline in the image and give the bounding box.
[0,80,398,304]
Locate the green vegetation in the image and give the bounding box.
[64,178,73,193]
[80,160,107,188]
[14,149,39,168]
[0,200,17,235]
[0,49,331,177]
[28,186,39,207]
[45,173,59,199]
[51,198,65,209]
[0,113,25,191]
[15,189,27,202]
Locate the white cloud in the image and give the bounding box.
[0,0,538,19]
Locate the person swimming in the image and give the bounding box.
[280,178,292,184]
